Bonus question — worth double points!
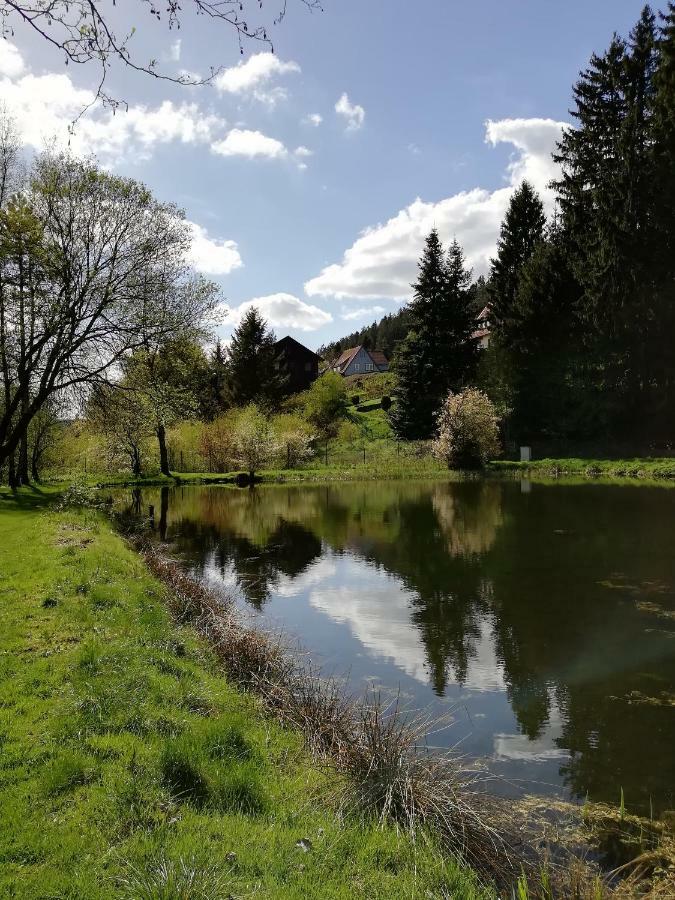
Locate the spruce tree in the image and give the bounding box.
[205,339,228,419]
[508,225,584,440]
[654,3,675,257]
[391,230,477,439]
[489,181,546,337]
[441,239,478,391]
[652,4,675,422]
[389,329,436,439]
[553,9,659,433]
[408,228,448,336]
[223,308,288,409]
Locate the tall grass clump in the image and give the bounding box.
[117,854,231,900]
[159,722,267,815]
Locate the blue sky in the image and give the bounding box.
[0,0,650,349]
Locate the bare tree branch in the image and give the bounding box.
[0,1,323,110]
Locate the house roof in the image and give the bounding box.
[332,345,389,373]
[368,349,389,368]
[333,345,362,373]
[274,335,321,361]
[477,305,491,322]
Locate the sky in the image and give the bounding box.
[0,0,651,350]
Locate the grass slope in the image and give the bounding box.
[0,486,489,899]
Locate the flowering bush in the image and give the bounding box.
[274,413,316,468]
[232,405,281,480]
[432,389,500,469]
[198,412,238,472]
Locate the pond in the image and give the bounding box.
[116,479,675,815]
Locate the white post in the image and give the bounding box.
[520,446,531,463]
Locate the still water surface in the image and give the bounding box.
[118,480,675,814]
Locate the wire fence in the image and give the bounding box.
[166,439,436,474]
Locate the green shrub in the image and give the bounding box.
[303,373,350,437]
[381,395,392,412]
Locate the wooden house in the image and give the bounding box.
[274,336,321,393]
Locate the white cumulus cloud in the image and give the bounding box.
[304,113,323,127]
[305,117,567,300]
[211,128,288,159]
[0,40,24,78]
[187,222,243,275]
[335,92,365,132]
[168,39,182,62]
[0,41,224,164]
[484,117,564,194]
[226,293,332,332]
[214,52,300,105]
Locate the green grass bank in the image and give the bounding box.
[489,456,675,480]
[0,486,489,899]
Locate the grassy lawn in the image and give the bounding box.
[490,456,675,479]
[0,486,490,899]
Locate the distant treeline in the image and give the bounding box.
[318,309,412,362]
[318,281,490,364]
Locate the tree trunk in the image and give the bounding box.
[131,447,142,478]
[31,444,40,483]
[7,449,17,488]
[157,424,170,477]
[18,427,29,485]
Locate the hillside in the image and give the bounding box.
[318,308,412,362]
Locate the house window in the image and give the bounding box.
[353,364,360,372]
[366,363,374,372]
[304,362,312,372]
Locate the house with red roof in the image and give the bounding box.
[330,345,390,377]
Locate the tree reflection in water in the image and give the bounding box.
[121,480,675,813]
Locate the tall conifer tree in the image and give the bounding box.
[652,4,675,422]
[508,225,584,440]
[553,8,660,431]
[440,239,479,390]
[224,308,288,409]
[489,181,546,337]
[391,230,477,439]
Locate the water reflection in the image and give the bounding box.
[117,480,675,812]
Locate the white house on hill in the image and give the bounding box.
[330,345,389,377]
[473,306,491,349]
